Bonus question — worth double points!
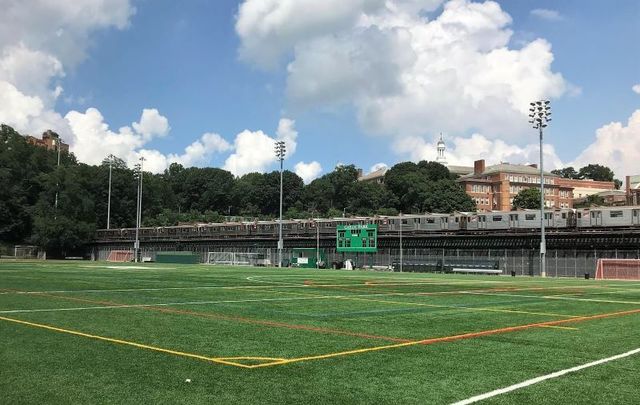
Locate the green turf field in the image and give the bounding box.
[1,261,639,404]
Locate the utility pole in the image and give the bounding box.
[274,141,286,268]
[107,154,115,230]
[528,100,551,277]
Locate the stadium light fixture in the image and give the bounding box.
[274,141,286,268]
[528,99,552,277]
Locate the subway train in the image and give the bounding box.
[95,206,640,242]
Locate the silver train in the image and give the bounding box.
[96,206,640,242]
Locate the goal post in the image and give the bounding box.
[107,250,134,262]
[206,251,270,267]
[595,259,640,280]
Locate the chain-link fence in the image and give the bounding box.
[94,242,640,278]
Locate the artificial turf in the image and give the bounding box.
[1,261,639,404]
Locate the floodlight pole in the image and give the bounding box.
[316,220,320,269]
[275,141,286,268]
[134,157,145,263]
[54,138,62,219]
[107,154,114,230]
[399,212,403,272]
[529,100,551,278]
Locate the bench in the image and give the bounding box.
[451,268,503,274]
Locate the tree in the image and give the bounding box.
[551,167,580,179]
[346,181,397,216]
[574,194,605,208]
[578,164,615,182]
[422,180,476,213]
[512,188,541,210]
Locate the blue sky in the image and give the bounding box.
[1,0,639,181]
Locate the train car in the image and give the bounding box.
[577,206,640,228]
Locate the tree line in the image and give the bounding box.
[0,125,474,256]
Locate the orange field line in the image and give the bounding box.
[26,291,413,344]
[248,307,640,368]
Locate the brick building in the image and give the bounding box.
[626,175,640,205]
[457,160,615,211]
[25,130,69,153]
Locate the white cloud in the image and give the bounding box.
[237,0,568,140]
[0,0,135,67]
[65,107,230,173]
[369,162,388,173]
[0,0,135,154]
[632,84,640,95]
[294,161,323,183]
[571,110,640,178]
[223,118,298,176]
[393,132,564,169]
[132,108,170,140]
[530,9,563,21]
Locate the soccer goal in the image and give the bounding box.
[107,250,134,262]
[595,259,640,280]
[206,251,269,266]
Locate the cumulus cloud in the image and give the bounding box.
[132,108,170,139]
[223,118,299,176]
[393,133,564,169]
[369,162,389,173]
[0,0,135,148]
[295,161,323,183]
[571,110,640,178]
[65,108,230,173]
[237,0,568,140]
[530,9,563,21]
[632,84,640,95]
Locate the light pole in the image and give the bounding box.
[529,100,551,277]
[399,212,403,272]
[274,141,286,268]
[107,154,115,230]
[53,138,63,218]
[133,156,145,263]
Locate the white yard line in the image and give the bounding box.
[451,347,640,404]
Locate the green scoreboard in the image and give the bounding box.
[336,224,378,253]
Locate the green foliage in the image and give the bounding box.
[578,164,615,182]
[385,161,473,213]
[574,194,606,208]
[512,188,541,209]
[551,166,580,179]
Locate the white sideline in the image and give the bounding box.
[451,347,640,405]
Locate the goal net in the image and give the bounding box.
[206,252,269,266]
[107,250,134,262]
[14,245,37,259]
[595,259,640,280]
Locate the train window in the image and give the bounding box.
[443,217,448,223]
[479,216,486,222]
[525,214,536,220]
[426,218,435,224]
[510,214,518,221]
[492,216,502,222]
[634,210,639,217]
[610,211,623,218]
[402,219,408,225]
[455,217,459,223]
[414,218,420,224]
[562,213,567,219]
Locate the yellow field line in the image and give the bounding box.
[249,307,640,368]
[0,315,251,369]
